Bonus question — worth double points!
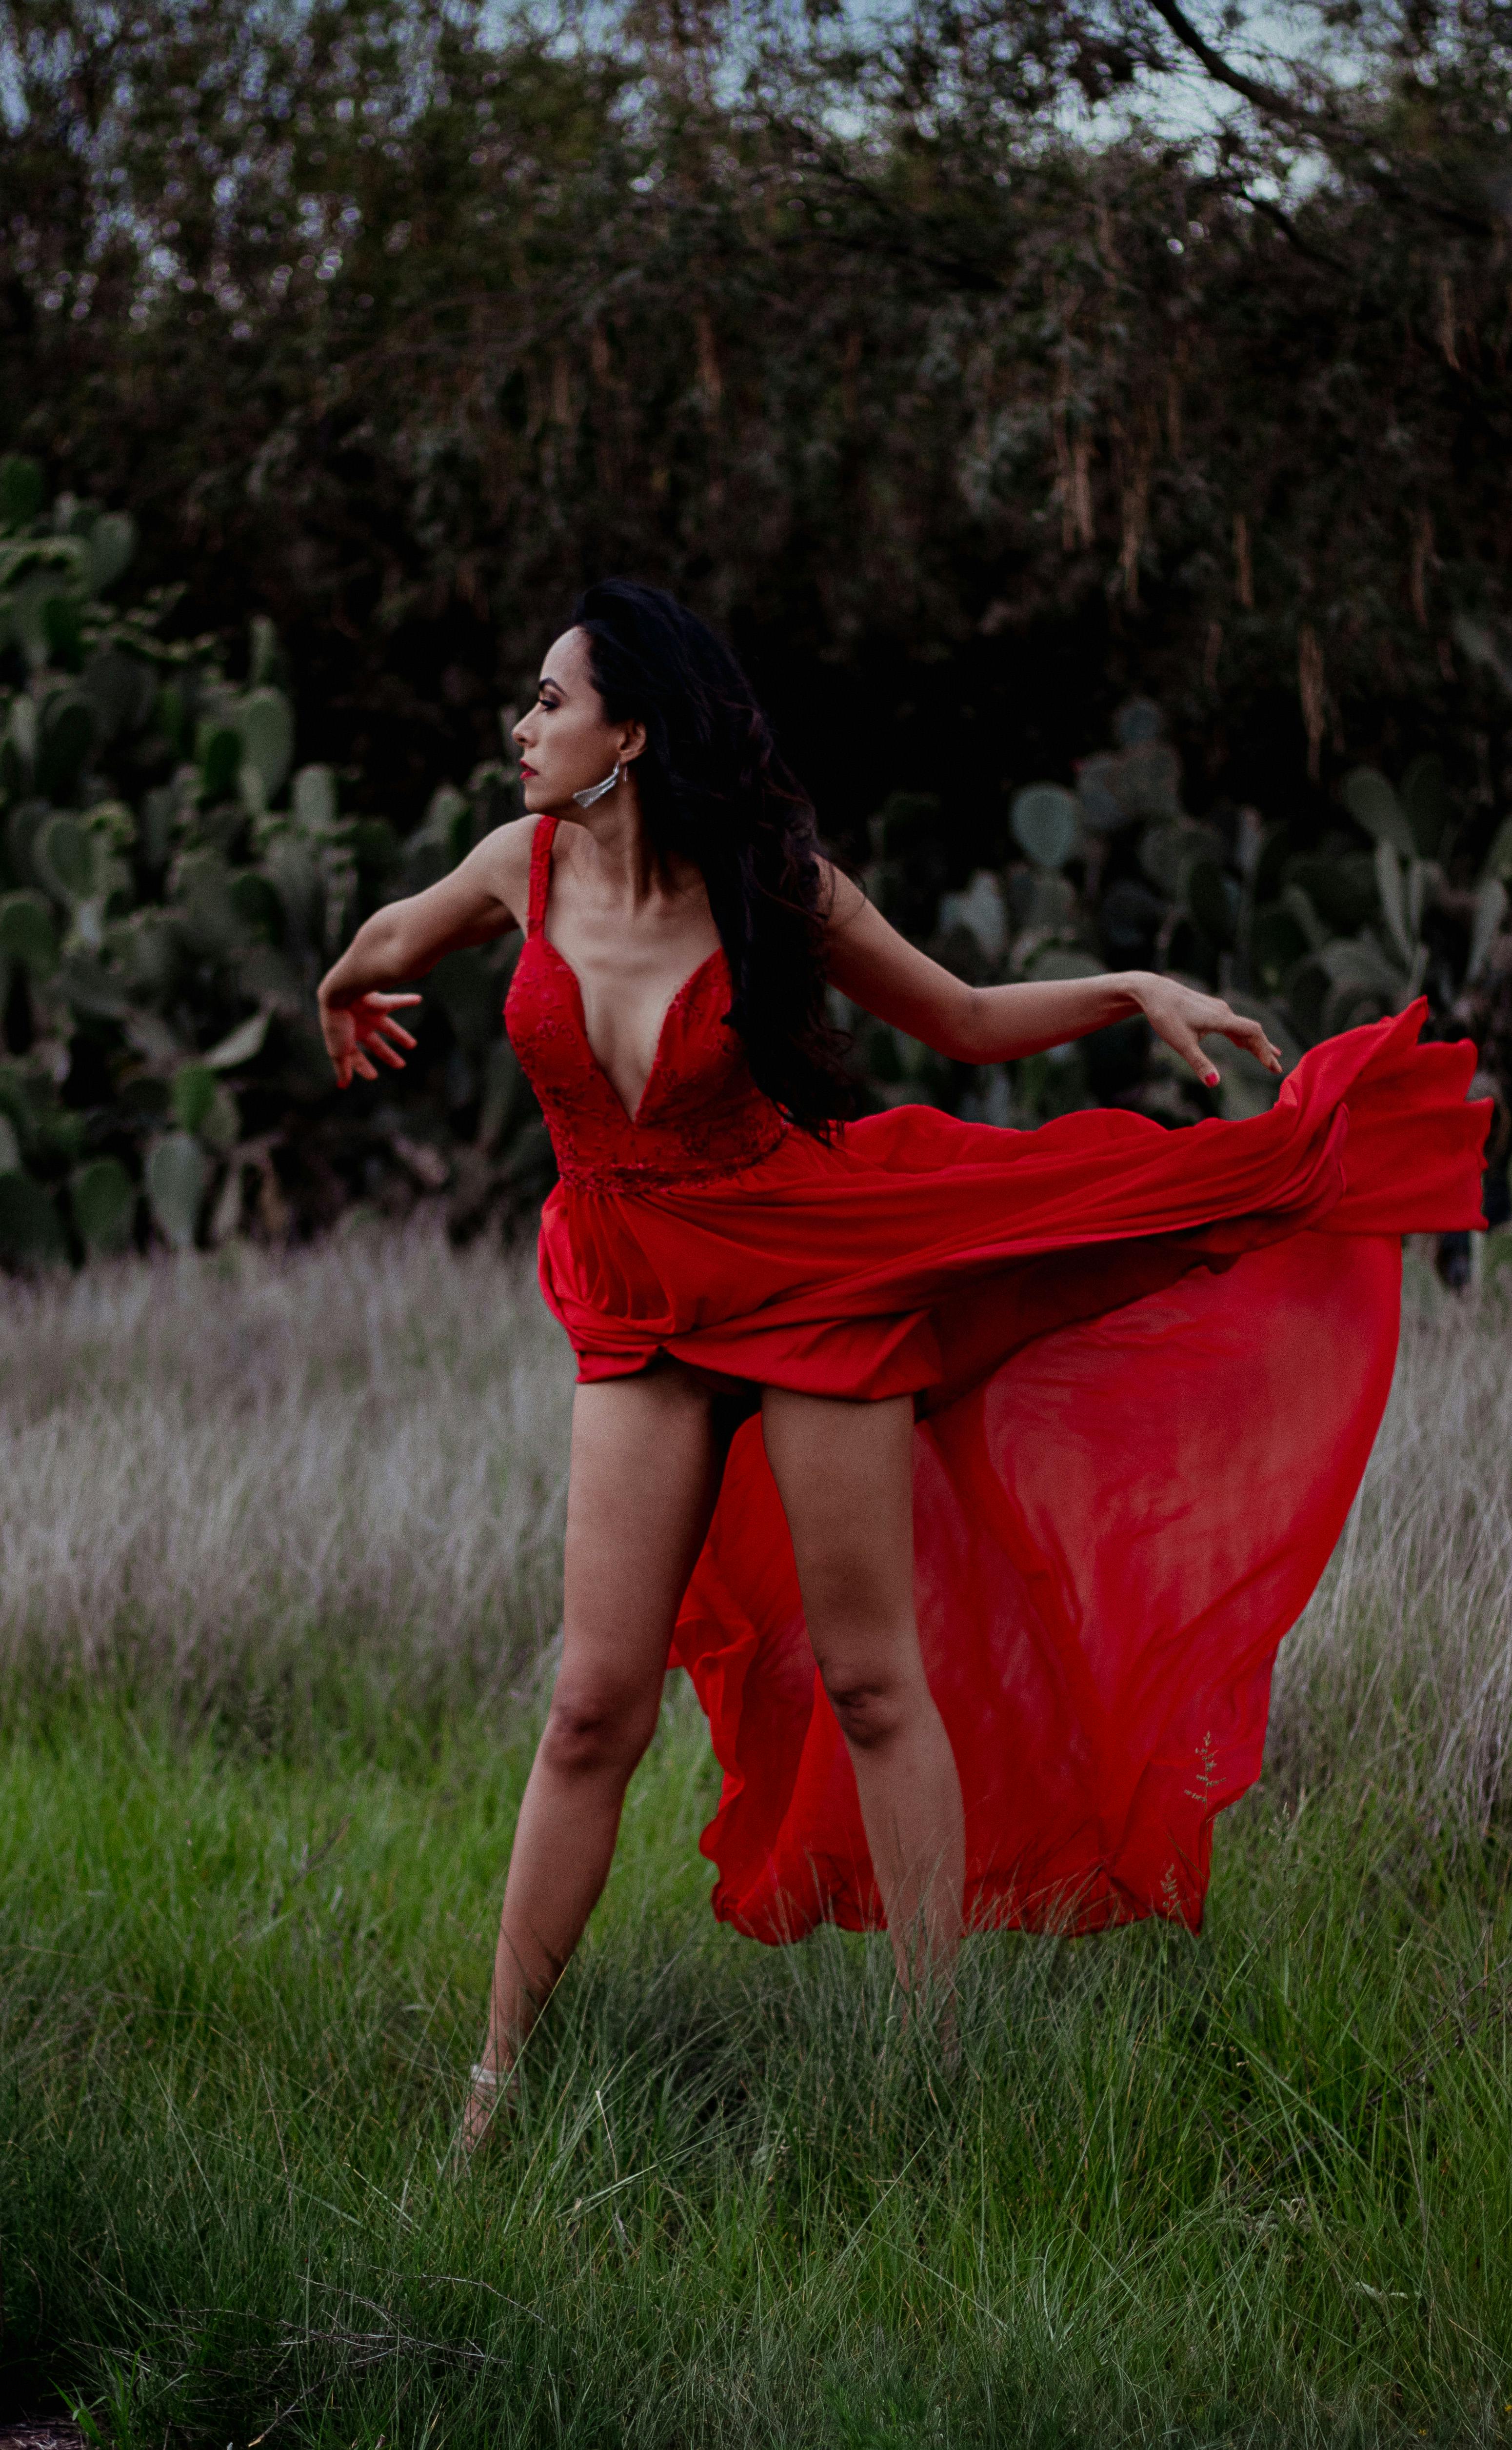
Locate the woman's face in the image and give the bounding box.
[512,628,643,814]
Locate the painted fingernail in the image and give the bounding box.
[1205,1068,1220,1086]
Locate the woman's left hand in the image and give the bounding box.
[1131,975,1285,1087]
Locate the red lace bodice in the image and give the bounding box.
[503,815,788,1192]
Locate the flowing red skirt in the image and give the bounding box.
[536,1004,1488,1941]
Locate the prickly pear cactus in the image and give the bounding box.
[848,701,1512,1192]
[0,456,543,1267]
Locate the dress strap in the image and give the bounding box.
[525,814,557,938]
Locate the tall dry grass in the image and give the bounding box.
[1268,1264,1512,1833]
[0,1225,573,1712]
[0,1230,1507,1827]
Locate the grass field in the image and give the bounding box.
[1,1231,1510,2449]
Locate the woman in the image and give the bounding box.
[318,582,1486,2143]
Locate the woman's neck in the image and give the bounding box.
[552,787,701,913]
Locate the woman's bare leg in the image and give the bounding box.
[468,1365,727,2135]
[760,1388,965,1995]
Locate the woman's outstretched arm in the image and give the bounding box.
[316,816,535,1086]
[821,868,1282,1088]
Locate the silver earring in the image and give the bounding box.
[572,763,621,808]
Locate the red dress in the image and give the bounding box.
[505,814,1488,1941]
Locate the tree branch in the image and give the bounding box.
[1137,0,1492,236]
[1140,0,1327,130]
[1198,175,1351,271]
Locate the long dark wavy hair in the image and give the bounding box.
[570,579,854,1135]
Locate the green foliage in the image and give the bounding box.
[0,890,58,977]
[0,1164,65,1265]
[0,434,1501,1269]
[236,685,294,805]
[144,1132,207,1249]
[852,702,1511,1138]
[1010,784,1079,871]
[68,1155,134,1255]
[0,0,1507,1236]
[1,1700,1508,2448]
[0,453,43,527]
[0,1219,1508,2450]
[0,461,542,1268]
[1343,767,1416,858]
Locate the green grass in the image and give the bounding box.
[3,1695,1510,2449]
[2,1238,1511,2446]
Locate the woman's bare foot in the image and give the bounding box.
[457,2057,516,2158]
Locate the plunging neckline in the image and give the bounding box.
[539,936,724,1127]
[535,824,722,1125]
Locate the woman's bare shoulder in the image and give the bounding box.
[472,812,540,929]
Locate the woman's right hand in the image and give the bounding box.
[319,989,421,1088]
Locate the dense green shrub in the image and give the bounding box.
[3,446,1506,1269]
[862,698,1512,1169]
[0,458,550,1265]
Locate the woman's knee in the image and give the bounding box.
[819,1656,920,1752]
[539,1676,658,1779]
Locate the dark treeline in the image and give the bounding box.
[4,0,1510,848]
